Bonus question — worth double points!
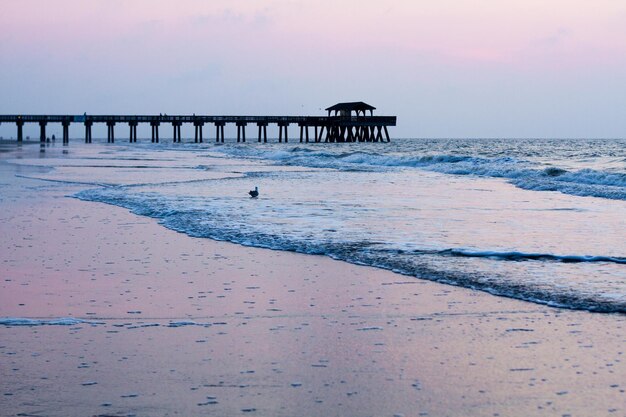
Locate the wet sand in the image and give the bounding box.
[0,146,624,417]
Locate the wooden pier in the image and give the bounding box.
[0,102,396,145]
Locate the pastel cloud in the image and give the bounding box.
[1,0,625,137]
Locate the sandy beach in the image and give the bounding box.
[1,143,624,417]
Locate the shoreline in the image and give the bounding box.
[1,143,624,416]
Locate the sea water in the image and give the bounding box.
[10,138,626,313]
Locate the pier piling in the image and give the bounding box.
[257,123,268,143]
[106,121,115,143]
[236,122,247,143]
[129,121,138,143]
[214,123,226,143]
[84,121,93,143]
[39,121,47,143]
[150,121,160,143]
[194,121,204,143]
[171,121,182,143]
[278,123,289,143]
[16,118,24,142]
[62,121,70,144]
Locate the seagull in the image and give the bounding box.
[248,186,259,198]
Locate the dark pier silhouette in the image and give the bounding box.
[0,102,396,145]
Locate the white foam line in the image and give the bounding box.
[0,317,104,326]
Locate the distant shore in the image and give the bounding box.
[0,143,624,417]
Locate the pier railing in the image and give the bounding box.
[0,114,395,124]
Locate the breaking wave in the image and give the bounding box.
[212,146,626,200]
[75,187,626,313]
[435,249,626,265]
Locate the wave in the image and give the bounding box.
[511,169,626,200]
[436,249,626,265]
[0,317,103,326]
[74,188,626,313]
[211,146,626,200]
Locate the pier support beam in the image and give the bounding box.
[215,123,225,143]
[172,122,182,143]
[194,121,204,143]
[62,121,70,145]
[375,126,383,142]
[326,126,338,143]
[150,121,160,143]
[39,121,47,143]
[257,123,268,143]
[129,121,138,143]
[297,123,310,143]
[316,126,325,143]
[106,121,116,143]
[16,119,24,142]
[84,121,93,143]
[278,123,289,143]
[357,126,365,142]
[347,126,355,142]
[236,122,247,143]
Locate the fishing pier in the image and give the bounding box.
[0,102,396,145]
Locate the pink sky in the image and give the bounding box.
[1,0,626,137]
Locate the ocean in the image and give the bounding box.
[12,138,626,313]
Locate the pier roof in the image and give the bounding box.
[325,102,376,112]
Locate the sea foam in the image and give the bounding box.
[0,317,103,326]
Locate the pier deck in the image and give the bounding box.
[0,114,396,144]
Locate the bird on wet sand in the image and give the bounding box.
[249,186,259,198]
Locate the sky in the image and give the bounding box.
[1,0,626,138]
